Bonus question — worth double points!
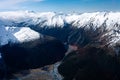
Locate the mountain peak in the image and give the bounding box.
[0,11,120,46]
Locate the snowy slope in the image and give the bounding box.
[0,26,40,46]
[0,11,120,46]
[0,11,120,28]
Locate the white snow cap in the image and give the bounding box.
[0,26,40,45]
[0,11,120,28]
[0,11,120,46]
[13,27,40,42]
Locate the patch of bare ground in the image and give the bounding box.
[10,65,55,80]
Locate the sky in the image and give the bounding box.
[0,0,120,13]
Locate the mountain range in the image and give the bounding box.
[0,11,120,47]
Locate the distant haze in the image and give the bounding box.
[0,0,120,13]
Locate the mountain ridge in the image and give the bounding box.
[0,11,120,47]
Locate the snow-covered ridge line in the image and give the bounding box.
[0,11,120,28]
[0,11,120,46]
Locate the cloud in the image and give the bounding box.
[0,0,27,7]
[0,0,45,10]
[0,0,24,10]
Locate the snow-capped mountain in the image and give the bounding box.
[0,11,120,28]
[0,11,120,47]
[0,26,41,46]
[0,11,120,80]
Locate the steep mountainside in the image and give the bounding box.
[0,11,120,58]
[0,11,120,47]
